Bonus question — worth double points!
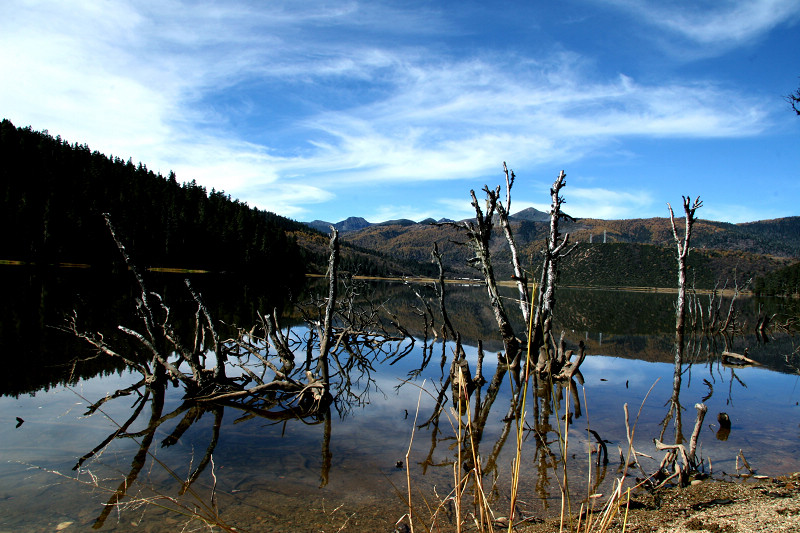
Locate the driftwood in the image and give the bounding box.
[647,403,708,488]
[721,349,761,366]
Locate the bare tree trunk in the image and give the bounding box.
[432,242,457,340]
[493,162,530,326]
[668,197,702,368]
[316,228,340,398]
[667,196,702,435]
[185,279,225,381]
[451,168,578,377]
[531,171,578,372]
[462,187,522,369]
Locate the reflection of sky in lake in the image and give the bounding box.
[578,355,800,474]
[3,337,800,531]
[3,270,800,531]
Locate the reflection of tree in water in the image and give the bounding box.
[64,227,413,529]
[76,374,337,530]
[410,329,593,521]
[54,184,799,530]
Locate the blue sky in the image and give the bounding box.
[2,1,798,224]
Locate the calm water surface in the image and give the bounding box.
[1,270,799,532]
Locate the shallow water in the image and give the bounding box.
[1,271,799,531]
[2,342,799,532]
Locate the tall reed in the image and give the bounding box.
[508,280,538,529]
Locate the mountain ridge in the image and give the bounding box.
[304,210,798,237]
[326,211,800,289]
[4,118,797,290]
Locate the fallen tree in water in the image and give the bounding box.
[62,216,412,419]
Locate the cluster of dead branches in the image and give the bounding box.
[58,219,422,527]
[648,403,709,488]
[687,277,752,339]
[416,165,588,473]
[439,166,582,384]
[402,166,599,531]
[65,218,412,421]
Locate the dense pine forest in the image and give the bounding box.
[755,261,800,296]
[0,120,438,286]
[0,119,303,277]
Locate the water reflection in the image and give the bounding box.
[71,375,338,529]
[0,267,297,398]
[2,269,800,531]
[3,270,797,398]
[2,332,799,531]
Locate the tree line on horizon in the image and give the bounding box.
[0,119,441,283]
[1,119,439,292]
[2,119,795,294]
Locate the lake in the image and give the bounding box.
[1,268,799,532]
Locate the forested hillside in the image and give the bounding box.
[0,120,307,288]
[0,120,433,288]
[555,217,800,258]
[342,214,798,289]
[754,260,800,296]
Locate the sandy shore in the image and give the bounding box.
[517,474,800,533]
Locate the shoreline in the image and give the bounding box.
[516,473,800,533]
[307,272,754,297]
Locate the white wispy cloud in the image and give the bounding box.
[0,1,782,220]
[293,63,766,192]
[565,187,656,220]
[597,0,800,50]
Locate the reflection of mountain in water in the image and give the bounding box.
[3,268,800,531]
[3,270,798,397]
[348,280,798,374]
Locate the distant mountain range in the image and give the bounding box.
[305,215,457,234]
[304,207,549,234]
[300,211,800,289]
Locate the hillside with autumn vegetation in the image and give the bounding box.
[333,212,799,290]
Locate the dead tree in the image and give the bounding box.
[444,167,579,379]
[432,241,457,342]
[495,162,531,326]
[531,170,578,367]
[67,220,409,419]
[667,196,702,398]
[649,403,708,488]
[316,226,339,400]
[460,185,523,371]
[786,83,800,116]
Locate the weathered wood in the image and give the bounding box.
[462,187,522,370]
[667,196,702,371]
[316,227,340,400]
[721,350,761,366]
[688,402,707,463]
[531,171,578,375]
[650,402,708,488]
[553,341,586,381]
[495,162,531,326]
[67,216,412,417]
[431,242,457,341]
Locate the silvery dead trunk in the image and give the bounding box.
[667,195,702,438]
